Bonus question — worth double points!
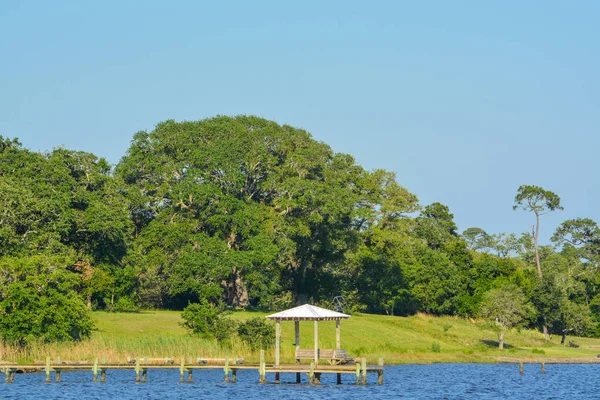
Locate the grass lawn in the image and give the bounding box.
[83,310,600,364]
[3,310,599,364]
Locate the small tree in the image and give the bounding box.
[180,300,237,341]
[478,285,528,349]
[237,318,275,350]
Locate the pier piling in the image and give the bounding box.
[45,357,51,384]
[361,358,367,385]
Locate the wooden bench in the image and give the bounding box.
[295,348,353,365]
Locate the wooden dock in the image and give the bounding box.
[0,352,385,386]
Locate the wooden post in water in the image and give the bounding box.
[259,349,266,384]
[541,362,545,374]
[135,358,141,383]
[314,372,321,385]
[275,372,280,384]
[519,361,524,375]
[9,370,14,383]
[224,358,230,383]
[45,356,51,384]
[55,356,61,383]
[101,357,107,383]
[93,358,98,383]
[142,369,147,383]
[337,373,342,385]
[5,367,9,384]
[355,362,360,385]
[232,368,237,383]
[296,372,301,384]
[309,362,315,384]
[180,358,185,383]
[361,358,367,385]
[188,368,193,383]
[378,357,384,385]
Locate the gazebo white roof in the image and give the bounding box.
[265,304,350,321]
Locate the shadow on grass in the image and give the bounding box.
[479,339,517,350]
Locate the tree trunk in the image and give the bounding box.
[533,217,542,279]
[498,330,505,350]
[533,216,550,341]
[87,295,92,311]
[561,333,566,345]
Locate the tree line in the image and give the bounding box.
[0,116,598,346]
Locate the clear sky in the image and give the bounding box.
[1,0,598,243]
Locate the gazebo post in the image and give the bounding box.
[294,320,300,352]
[275,319,281,367]
[336,319,341,350]
[295,320,301,383]
[314,320,319,367]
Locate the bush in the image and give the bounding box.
[0,255,94,346]
[567,340,580,348]
[443,324,453,333]
[431,342,441,353]
[531,348,545,355]
[111,297,140,313]
[181,300,237,341]
[237,318,275,350]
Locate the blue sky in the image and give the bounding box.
[1,0,598,243]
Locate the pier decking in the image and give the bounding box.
[0,353,385,385]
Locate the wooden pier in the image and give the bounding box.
[0,352,384,386]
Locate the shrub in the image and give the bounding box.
[0,255,94,346]
[181,300,237,341]
[531,348,545,355]
[237,318,275,350]
[443,324,453,333]
[567,340,580,348]
[112,297,140,313]
[431,342,441,353]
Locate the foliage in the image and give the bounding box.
[2,120,600,345]
[237,317,275,350]
[0,255,94,346]
[478,285,529,349]
[180,300,237,341]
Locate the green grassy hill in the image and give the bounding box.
[5,311,600,364]
[91,311,600,364]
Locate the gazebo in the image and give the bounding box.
[265,304,350,367]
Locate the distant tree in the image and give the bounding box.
[462,227,494,252]
[491,233,520,258]
[532,276,593,345]
[478,285,528,349]
[513,185,563,278]
[415,203,458,250]
[552,218,600,269]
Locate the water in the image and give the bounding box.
[0,364,598,399]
